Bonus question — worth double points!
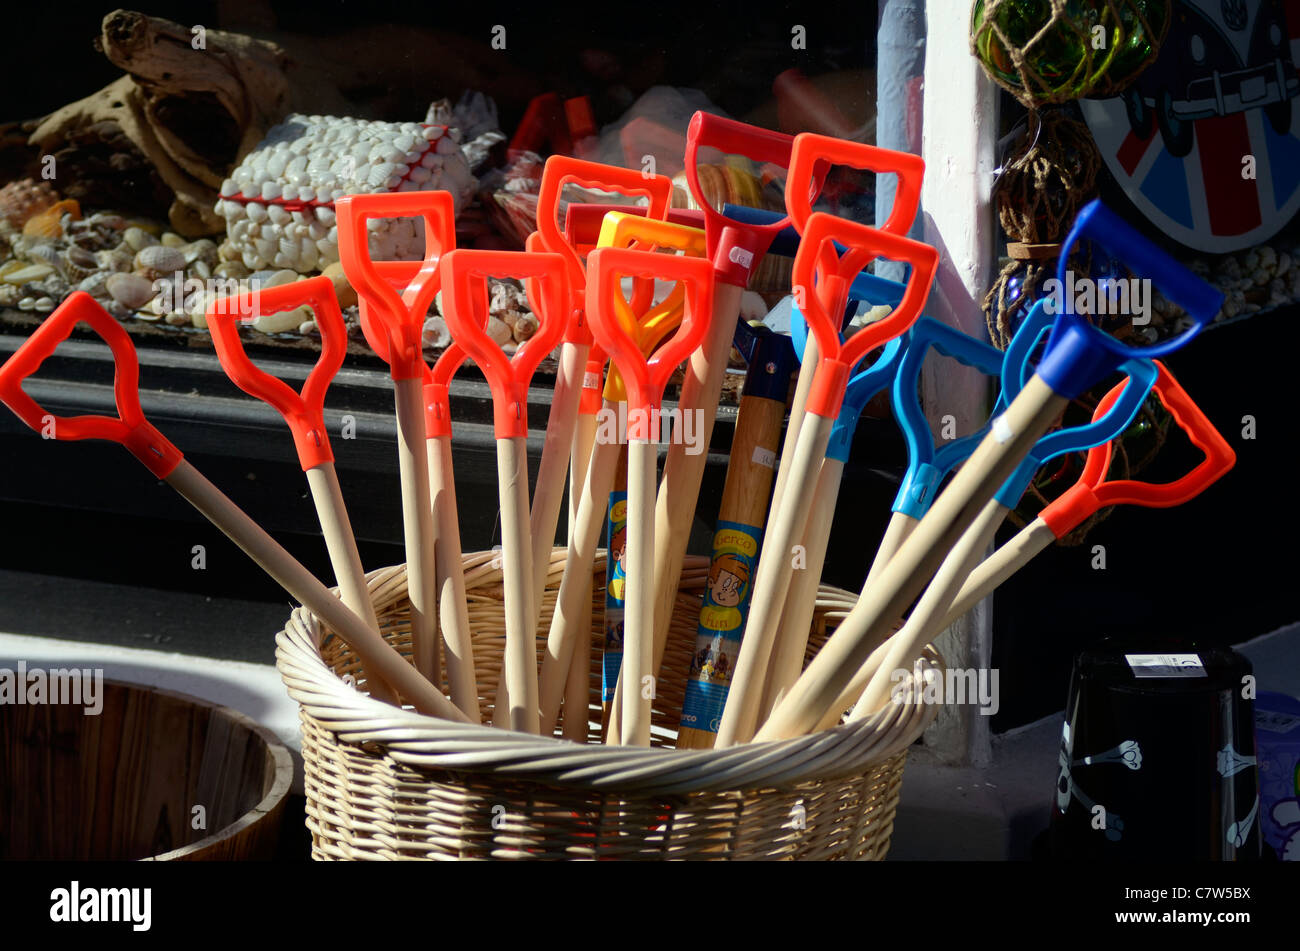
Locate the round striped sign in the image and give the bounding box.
[1081,0,1300,253]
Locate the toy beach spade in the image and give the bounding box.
[755,199,1222,743]
[0,293,469,722]
[439,247,569,734]
[583,245,714,747]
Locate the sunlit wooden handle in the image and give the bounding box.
[395,377,440,686]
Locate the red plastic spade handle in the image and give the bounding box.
[424,342,469,439]
[684,112,804,286]
[535,156,674,345]
[336,190,456,381]
[357,260,433,386]
[439,249,570,438]
[792,212,938,419]
[0,292,183,477]
[785,132,925,237]
[208,276,346,471]
[584,247,714,433]
[1041,361,1236,537]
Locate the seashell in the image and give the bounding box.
[421,316,450,349]
[33,277,70,300]
[297,319,317,335]
[190,260,212,280]
[2,263,54,284]
[106,272,157,309]
[511,313,539,342]
[253,304,311,334]
[22,200,79,240]
[0,284,21,307]
[134,310,162,322]
[103,299,132,321]
[134,245,186,279]
[123,227,159,252]
[321,261,356,308]
[25,242,64,274]
[267,204,290,226]
[0,178,59,229]
[214,261,250,280]
[77,272,109,297]
[96,247,134,273]
[486,316,512,347]
[165,310,190,326]
[33,297,55,313]
[18,296,41,311]
[63,245,98,280]
[246,202,268,224]
[161,232,185,248]
[181,239,218,267]
[220,180,239,198]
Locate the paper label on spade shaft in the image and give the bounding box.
[601,490,627,704]
[679,520,762,734]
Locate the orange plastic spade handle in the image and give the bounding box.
[792,213,938,419]
[0,292,183,477]
[207,276,345,471]
[336,191,456,381]
[785,132,925,237]
[1041,361,1236,537]
[439,249,570,438]
[535,156,673,345]
[585,248,714,430]
[602,280,689,403]
[424,342,470,439]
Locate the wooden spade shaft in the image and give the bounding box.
[493,435,540,733]
[537,403,624,734]
[560,402,601,741]
[304,461,395,703]
[754,377,1068,742]
[757,454,842,721]
[714,412,834,747]
[619,435,658,746]
[426,434,482,721]
[530,341,589,632]
[853,499,1007,718]
[165,460,469,722]
[395,377,440,686]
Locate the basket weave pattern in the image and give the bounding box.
[277,552,941,860]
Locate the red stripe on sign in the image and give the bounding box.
[1118,127,1153,176]
[1195,112,1261,235]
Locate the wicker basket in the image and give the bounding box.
[276,550,942,860]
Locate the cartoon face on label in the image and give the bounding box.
[708,552,750,608]
[611,527,627,573]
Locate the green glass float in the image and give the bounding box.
[972,0,1171,105]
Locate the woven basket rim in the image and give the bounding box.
[275,559,943,797]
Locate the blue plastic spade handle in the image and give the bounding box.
[789,270,908,364]
[996,297,1055,413]
[890,318,1007,519]
[826,336,905,463]
[1035,200,1222,399]
[994,356,1159,508]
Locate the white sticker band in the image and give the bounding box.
[583,371,602,389]
[1124,653,1207,678]
[752,446,776,469]
[991,415,1013,444]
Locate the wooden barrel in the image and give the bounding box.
[0,679,293,860]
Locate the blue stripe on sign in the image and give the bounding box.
[1139,147,1194,230]
[1264,104,1300,206]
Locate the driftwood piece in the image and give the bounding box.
[29,10,291,237]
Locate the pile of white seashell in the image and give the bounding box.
[213,113,478,274]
